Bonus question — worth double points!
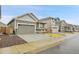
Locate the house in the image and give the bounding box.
[60,20,77,32]
[36,21,47,33]
[7,13,47,34]
[66,24,74,32]
[39,17,60,33]
[7,13,38,34]
[73,25,79,32]
[0,21,6,34]
[60,20,68,32]
[76,25,79,32]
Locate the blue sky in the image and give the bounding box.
[1,5,79,25]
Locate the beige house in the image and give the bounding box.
[73,25,79,32]
[39,17,60,33]
[60,20,78,32]
[7,13,46,34]
[76,26,79,32]
[66,24,74,32]
[7,13,38,34]
[60,20,68,32]
[36,21,46,33]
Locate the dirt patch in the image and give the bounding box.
[0,35,27,48]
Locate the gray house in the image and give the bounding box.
[7,13,47,34]
[7,13,38,34]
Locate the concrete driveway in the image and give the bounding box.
[17,34,52,42]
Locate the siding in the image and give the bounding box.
[16,15,35,22]
[0,22,6,27]
[16,20,35,28]
[16,20,34,24]
[8,20,15,29]
[40,19,51,29]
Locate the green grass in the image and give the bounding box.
[47,33,64,38]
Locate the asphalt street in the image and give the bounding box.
[38,33,79,54]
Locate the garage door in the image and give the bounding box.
[16,24,35,34]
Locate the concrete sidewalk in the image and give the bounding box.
[0,37,64,54]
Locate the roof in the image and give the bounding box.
[15,13,38,21]
[7,18,15,25]
[37,20,46,24]
[40,17,55,21]
[60,20,67,24]
[40,17,60,22]
[0,21,6,27]
[7,13,39,25]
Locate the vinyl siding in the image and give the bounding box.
[16,15,36,22]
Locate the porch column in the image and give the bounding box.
[39,23,40,28]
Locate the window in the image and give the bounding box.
[40,24,44,28]
[53,27,57,29]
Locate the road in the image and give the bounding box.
[38,33,79,54]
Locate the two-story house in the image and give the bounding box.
[60,20,75,32]
[39,17,60,33]
[73,25,79,32]
[60,20,68,32]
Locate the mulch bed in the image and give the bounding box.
[0,35,27,48]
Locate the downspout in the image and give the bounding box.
[14,19,16,34]
[50,18,52,33]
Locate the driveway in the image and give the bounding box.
[0,35,27,48]
[18,34,52,42]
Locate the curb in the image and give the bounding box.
[24,39,64,54]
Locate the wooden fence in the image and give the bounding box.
[0,27,13,35]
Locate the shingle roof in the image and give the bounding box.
[40,17,54,21]
[0,21,6,27]
[7,13,39,25]
[14,13,39,21]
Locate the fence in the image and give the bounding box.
[0,27,13,35]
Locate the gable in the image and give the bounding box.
[0,22,6,27]
[61,21,67,26]
[15,13,38,22]
[16,15,36,22]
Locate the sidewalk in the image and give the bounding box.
[0,33,77,54]
[0,37,64,54]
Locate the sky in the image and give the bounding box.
[1,5,79,25]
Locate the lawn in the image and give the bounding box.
[47,33,65,38]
